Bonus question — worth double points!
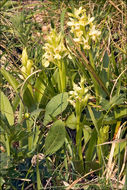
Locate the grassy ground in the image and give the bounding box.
[0,0,127,189]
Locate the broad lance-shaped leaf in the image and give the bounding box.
[45,120,66,155]
[34,72,45,104]
[1,69,19,93]
[65,112,76,130]
[43,92,68,126]
[103,51,109,68]
[97,125,109,164]
[0,91,14,125]
[100,51,109,86]
[23,87,35,109]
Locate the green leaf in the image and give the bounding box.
[0,113,10,134]
[66,112,76,129]
[85,128,97,162]
[30,109,42,119]
[43,92,68,126]
[114,108,127,119]
[97,125,109,164]
[34,72,46,104]
[83,125,92,146]
[23,88,35,109]
[114,142,126,157]
[0,91,14,125]
[100,69,108,86]
[45,120,66,155]
[1,69,19,93]
[103,51,109,68]
[100,51,109,87]
[87,106,99,134]
[101,94,125,111]
[12,94,20,112]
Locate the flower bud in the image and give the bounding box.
[26,60,33,75]
[21,66,27,78]
[24,113,30,119]
[22,47,28,66]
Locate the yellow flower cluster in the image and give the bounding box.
[42,29,68,67]
[68,78,91,108]
[67,7,101,50]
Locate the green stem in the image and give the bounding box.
[76,114,82,160]
[75,100,84,173]
[18,101,24,147]
[36,156,42,190]
[89,51,99,105]
[59,60,66,92]
[26,119,33,151]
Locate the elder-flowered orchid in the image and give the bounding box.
[67,7,101,51]
[68,78,91,108]
[82,37,90,49]
[42,29,68,68]
[89,25,101,41]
